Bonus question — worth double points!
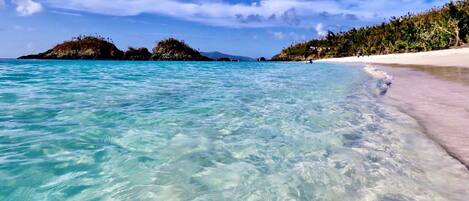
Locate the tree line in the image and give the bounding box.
[273,1,469,61]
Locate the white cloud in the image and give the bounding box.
[13,25,35,31]
[288,32,307,42]
[315,23,327,37]
[0,0,5,8]
[269,31,306,41]
[50,10,82,17]
[13,0,43,16]
[41,0,448,28]
[272,32,285,40]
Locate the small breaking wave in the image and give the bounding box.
[364,65,393,95]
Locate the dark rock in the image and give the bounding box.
[123,47,151,60]
[257,57,267,61]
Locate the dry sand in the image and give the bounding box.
[319,48,469,169]
[319,48,469,68]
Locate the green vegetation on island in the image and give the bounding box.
[19,35,124,60]
[151,38,211,61]
[123,47,152,60]
[19,36,212,61]
[273,1,469,61]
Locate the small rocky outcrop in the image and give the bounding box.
[19,36,123,60]
[151,38,212,61]
[123,47,152,60]
[257,57,267,61]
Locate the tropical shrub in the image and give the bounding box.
[273,0,469,60]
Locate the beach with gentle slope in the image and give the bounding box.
[320,48,469,169]
[319,47,469,68]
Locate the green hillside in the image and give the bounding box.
[272,1,469,61]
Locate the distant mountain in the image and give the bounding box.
[201,51,255,61]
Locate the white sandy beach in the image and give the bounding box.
[319,48,469,68]
[320,48,469,169]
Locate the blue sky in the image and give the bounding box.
[0,0,450,58]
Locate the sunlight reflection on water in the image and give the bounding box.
[0,60,468,201]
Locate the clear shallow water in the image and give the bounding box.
[0,60,468,201]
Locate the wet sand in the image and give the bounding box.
[379,65,469,169]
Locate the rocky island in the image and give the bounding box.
[19,36,124,60]
[151,38,211,61]
[19,36,212,61]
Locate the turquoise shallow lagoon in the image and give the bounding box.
[0,60,468,200]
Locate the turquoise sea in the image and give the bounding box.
[0,60,468,201]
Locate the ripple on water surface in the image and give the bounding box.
[0,60,468,201]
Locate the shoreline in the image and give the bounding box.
[319,49,469,170]
[318,48,469,68]
[381,65,469,170]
